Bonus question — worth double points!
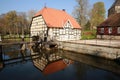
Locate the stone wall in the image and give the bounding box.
[97,35,120,40]
[58,41,120,60]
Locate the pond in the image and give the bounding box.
[0,44,120,80]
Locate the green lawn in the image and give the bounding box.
[81,30,96,40]
[1,34,31,42]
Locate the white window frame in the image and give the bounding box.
[117,27,120,34]
[101,28,104,33]
[108,27,112,34]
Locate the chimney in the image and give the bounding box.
[62,9,65,12]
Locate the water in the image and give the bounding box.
[0,44,120,80]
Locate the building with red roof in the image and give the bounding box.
[97,0,120,40]
[30,7,81,41]
[97,13,120,39]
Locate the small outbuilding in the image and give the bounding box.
[97,13,120,39]
[30,7,81,41]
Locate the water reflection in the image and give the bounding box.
[63,51,120,75]
[0,44,73,75]
[0,44,32,70]
[0,55,3,71]
[0,44,120,80]
[3,44,31,60]
[31,48,73,75]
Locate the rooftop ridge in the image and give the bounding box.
[34,7,81,29]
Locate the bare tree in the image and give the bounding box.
[73,0,89,29]
[0,14,7,35]
[0,10,36,37]
[27,10,37,23]
[5,11,18,36]
[17,12,29,36]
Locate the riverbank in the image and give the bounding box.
[58,40,120,60]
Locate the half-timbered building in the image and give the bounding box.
[30,7,81,41]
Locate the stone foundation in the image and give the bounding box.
[59,41,120,60]
[97,35,120,40]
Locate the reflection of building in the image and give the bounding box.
[63,51,120,74]
[0,46,3,70]
[0,62,3,71]
[108,0,120,17]
[0,58,3,71]
[0,34,1,41]
[97,0,120,40]
[30,7,81,41]
[31,49,72,75]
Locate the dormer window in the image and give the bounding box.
[64,20,73,29]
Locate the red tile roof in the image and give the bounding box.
[43,60,67,75]
[43,59,73,75]
[34,7,81,29]
[98,13,120,27]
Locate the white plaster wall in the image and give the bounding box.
[52,28,81,41]
[30,16,47,37]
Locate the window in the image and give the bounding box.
[66,30,68,34]
[60,29,63,34]
[35,22,38,26]
[63,30,65,34]
[64,21,72,29]
[115,6,120,13]
[108,27,112,34]
[117,27,120,34]
[100,28,104,33]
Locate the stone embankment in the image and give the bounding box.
[58,40,120,60]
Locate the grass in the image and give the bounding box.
[1,31,97,41]
[2,38,30,43]
[81,30,96,40]
[1,34,31,42]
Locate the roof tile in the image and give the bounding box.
[34,7,81,29]
[98,13,120,27]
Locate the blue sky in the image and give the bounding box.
[0,0,115,16]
